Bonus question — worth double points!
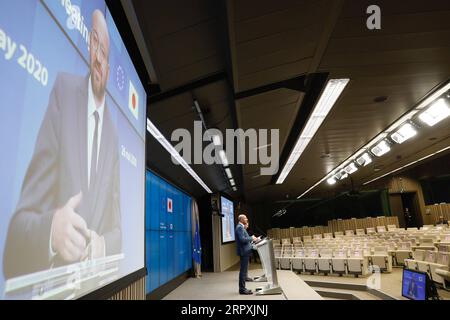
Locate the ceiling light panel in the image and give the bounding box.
[276,78,350,184]
[147,119,212,193]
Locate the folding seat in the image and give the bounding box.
[437,243,450,252]
[429,252,450,288]
[356,229,365,236]
[280,246,293,270]
[317,249,333,274]
[440,234,450,245]
[395,242,413,265]
[291,248,306,273]
[386,242,397,266]
[304,249,319,274]
[303,235,312,242]
[272,239,281,245]
[387,224,397,232]
[334,231,344,237]
[369,246,392,272]
[407,227,419,231]
[421,225,433,231]
[274,247,282,269]
[313,234,323,240]
[417,250,436,275]
[323,233,333,239]
[347,249,369,277]
[332,249,348,275]
[376,226,387,233]
[345,230,354,236]
[292,237,302,245]
[366,227,376,234]
[418,237,436,251]
[281,238,291,245]
[405,249,425,270]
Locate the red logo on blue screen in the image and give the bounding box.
[167,198,173,213]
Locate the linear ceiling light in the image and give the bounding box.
[218,150,229,167]
[390,123,417,144]
[418,98,450,127]
[345,162,358,174]
[370,140,391,157]
[225,168,233,179]
[356,152,372,167]
[229,179,236,186]
[363,146,450,186]
[147,119,212,193]
[276,78,350,184]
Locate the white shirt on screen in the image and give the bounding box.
[87,76,105,188]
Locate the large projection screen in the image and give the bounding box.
[0,0,146,299]
[221,196,235,244]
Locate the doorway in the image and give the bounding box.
[389,192,423,228]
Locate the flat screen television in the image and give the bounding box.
[220,196,235,244]
[402,268,428,300]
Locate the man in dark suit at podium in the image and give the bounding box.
[235,214,257,295]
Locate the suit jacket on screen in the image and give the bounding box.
[3,73,121,279]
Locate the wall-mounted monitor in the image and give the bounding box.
[0,0,146,299]
[220,196,235,244]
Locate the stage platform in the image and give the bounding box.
[163,268,323,300]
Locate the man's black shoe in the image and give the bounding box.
[245,277,253,282]
[239,289,253,295]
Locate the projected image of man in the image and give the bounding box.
[3,10,121,279]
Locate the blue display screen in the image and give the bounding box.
[402,269,427,300]
[145,171,192,294]
[0,0,146,300]
[221,196,235,243]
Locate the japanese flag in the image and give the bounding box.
[128,80,139,120]
[167,198,173,213]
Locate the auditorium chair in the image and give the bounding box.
[429,252,450,288]
[334,231,344,237]
[369,246,392,272]
[345,230,355,236]
[366,227,376,234]
[324,233,333,239]
[387,224,397,232]
[356,229,365,236]
[313,234,323,240]
[317,249,333,275]
[291,249,306,273]
[303,235,312,242]
[405,249,426,270]
[417,250,436,274]
[332,249,348,275]
[376,226,387,233]
[280,245,293,270]
[395,242,413,265]
[304,249,319,274]
[347,249,369,277]
[282,238,291,245]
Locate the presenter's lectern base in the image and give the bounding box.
[253,275,267,282]
[255,284,283,295]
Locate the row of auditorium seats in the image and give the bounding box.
[405,245,450,288]
[272,225,450,280]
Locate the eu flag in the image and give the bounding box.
[193,221,201,265]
